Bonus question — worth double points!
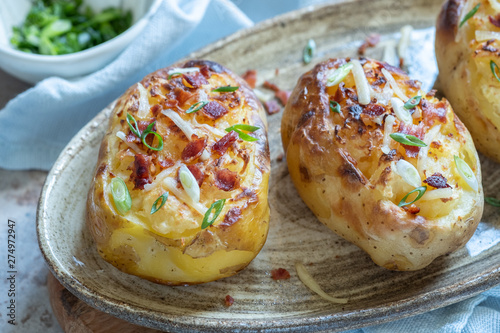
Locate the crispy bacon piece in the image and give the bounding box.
[398,123,425,158]
[129,154,152,189]
[126,120,156,143]
[150,104,162,116]
[219,207,242,229]
[182,73,208,89]
[199,66,211,79]
[276,90,290,106]
[242,70,257,89]
[263,80,280,92]
[490,14,500,28]
[403,204,421,215]
[187,164,205,187]
[264,100,281,115]
[224,295,234,307]
[423,173,451,189]
[158,157,174,169]
[174,87,193,106]
[215,168,239,191]
[212,131,238,155]
[363,103,386,116]
[421,100,447,126]
[271,268,291,280]
[181,135,207,163]
[202,101,229,120]
[358,33,381,55]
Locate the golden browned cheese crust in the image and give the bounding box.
[436,0,500,163]
[282,58,483,271]
[87,60,270,285]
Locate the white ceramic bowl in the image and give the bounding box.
[0,0,161,84]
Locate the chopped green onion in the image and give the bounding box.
[201,199,226,229]
[459,3,480,28]
[396,159,421,188]
[110,177,132,215]
[41,19,72,38]
[303,39,316,64]
[179,165,200,203]
[398,186,427,207]
[141,122,163,151]
[454,155,478,192]
[168,73,181,79]
[212,86,239,93]
[225,124,260,142]
[404,96,421,109]
[326,63,353,87]
[491,60,500,83]
[186,101,208,114]
[330,100,341,113]
[151,192,169,214]
[126,113,141,138]
[485,197,500,207]
[390,133,427,147]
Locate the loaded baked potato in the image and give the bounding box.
[87,60,270,285]
[281,58,483,271]
[436,0,500,163]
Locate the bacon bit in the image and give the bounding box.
[129,154,152,189]
[423,173,451,189]
[187,164,205,187]
[482,44,498,52]
[158,157,174,169]
[150,85,161,97]
[242,70,257,89]
[215,168,239,191]
[363,103,386,116]
[236,188,258,203]
[182,73,208,89]
[490,14,500,28]
[403,204,420,214]
[381,62,406,76]
[398,122,425,158]
[219,207,242,229]
[276,153,284,162]
[202,101,229,120]
[174,87,194,106]
[264,100,281,115]
[271,268,291,280]
[430,141,442,149]
[276,90,291,106]
[151,104,162,116]
[263,80,280,92]
[358,33,380,55]
[224,295,234,307]
[212,131,238,155]
[199,66,211,79]
[181,135,207,163]
[127,120,155,143]
[426,90,437,98]
[334,83,347,103]
[399,57,405,68]
[421,100,447,126]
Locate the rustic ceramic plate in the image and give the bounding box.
[37,0,500,332]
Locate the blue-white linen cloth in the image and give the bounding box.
[1,0,500,332]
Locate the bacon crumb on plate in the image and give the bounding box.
[271,268,291,280]
[225,295,234,307]
[264,100,281,115]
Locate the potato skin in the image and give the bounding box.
[87,60,270,285]
[436,0,500,163]
[282,58,483,271]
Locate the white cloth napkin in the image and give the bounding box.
[1,0,500,332]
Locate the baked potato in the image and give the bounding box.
[281,57,483,271]
[87,60,270,285]
[436,0,500,163]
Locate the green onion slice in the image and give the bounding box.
[141,122,164,151]
[212,86,239,93]
[390,133,427,147]
[303,39,316,64]
[454,155,478,192]
[459,3,480,28]
[404,96,421,109]
[201,199,226,229]
[151,192,169,214]
[225,124,260,142]
[186,101,208,114]
[168,72,181,79]
[485,197,500,207]
[491,60,500,83]
[398,186,427,207]
[326,63,354,87]
[110,177,132,215]
[330,100,341,113]
[126,113,141,137]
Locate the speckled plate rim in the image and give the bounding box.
[37,1,500,332]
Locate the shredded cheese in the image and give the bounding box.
[381,68,408,101]
[398,25,413,67]
[162,109,196,139]
[382,40,398,67]
[381,115,396,154]
[391,97,412,125]
[116,131,144,154]
[417,125,441,176]
[143,162,180,192]
[475,30,500,42]
[163,177,208,216]
[370,84,393,106]
[137,83,150,118]
[351,59,371,105]
[167,67,200,75]
[295,262,348,304]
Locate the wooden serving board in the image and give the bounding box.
[47,273,161,333]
